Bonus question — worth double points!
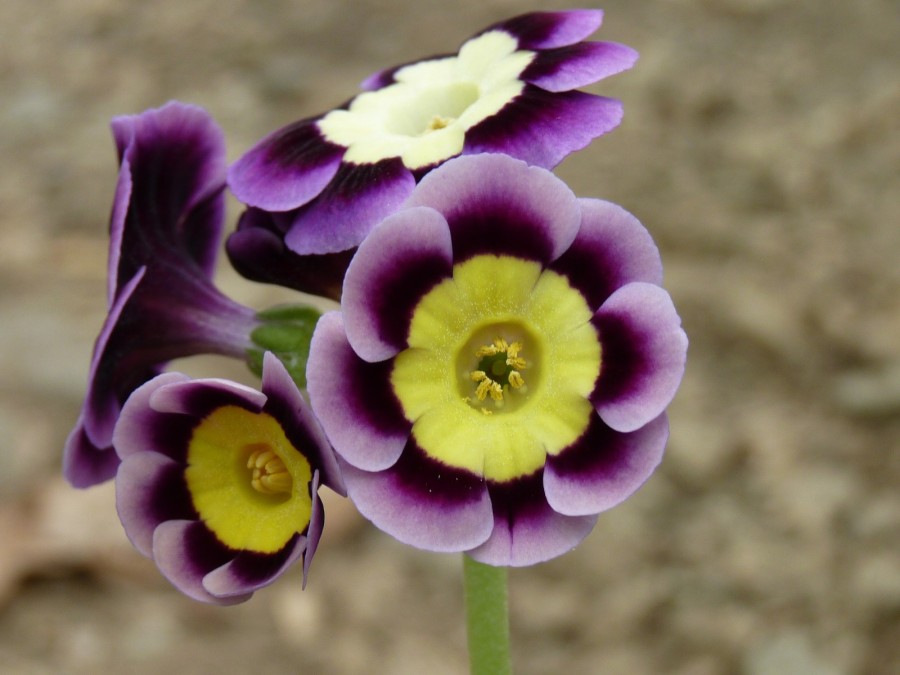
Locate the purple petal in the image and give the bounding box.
[202,534,306,599]
[464,86,623,170]
[407,154,580,264]
[74,260,258,488]
[81,268,152,448]
[342,206,453,361]
[284,158,416,255]
[545,413,668,516]
[112,371,193,462]
[106,156,132,304]
[550,199,663,311]
[148,377,266,418]
[226,209,352,301]
[111,101,227,285]
[116,451,196,557]
[487,10,604,50]
[467,472,597,566]
[307,312,411,472]
[228,116,345,212]
[340,444,493,552]
[62,419,122,488]
[260,352,346,496]
[302,473,324,587]
[591,283,688,433]
[522,41,639,93]
[152,520,249,605]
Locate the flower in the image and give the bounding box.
[306,154,687,566]
[114,352,345,604]
[63,102,262,488]
[227,9,638,258]
[225,208,354,300]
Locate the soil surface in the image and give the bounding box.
[1,1,898,673]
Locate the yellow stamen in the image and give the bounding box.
[247,446,293,495]
[489,381,504,401]
[425,114,453,132]
[506,356,527,370]
[467,336,529,408]
[475,377,494,401]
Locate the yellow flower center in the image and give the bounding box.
[186,406,313,553]
[390,254,602,482]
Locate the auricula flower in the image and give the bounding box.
[227,9,638,259]
[114,353,345,604]
[307,154,687,566]
[63,101,264,488]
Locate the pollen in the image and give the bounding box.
[468,337,528,407]
[246,445,293,495]
[425,114,453,132]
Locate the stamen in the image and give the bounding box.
[246,446,293,495]
[425,114,453,132]
[467,336,529,409]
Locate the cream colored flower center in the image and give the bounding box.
[317,31,534,170]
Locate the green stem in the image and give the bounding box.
[463,554,512,675]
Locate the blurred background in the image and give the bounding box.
[1,0,898,673]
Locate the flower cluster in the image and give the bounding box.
[67,9,686,602]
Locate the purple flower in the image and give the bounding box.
[306,154,687,566]
[63,102,261,488]
[114,353,345,604]
[227,9,638,259]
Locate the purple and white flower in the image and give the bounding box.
[306,154,687,566]
[227,9,638,259]
[114,353,345,604]
[63,102,261,488]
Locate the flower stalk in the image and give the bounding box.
[464,555,512,675]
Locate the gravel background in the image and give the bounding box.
[1,1,898,673]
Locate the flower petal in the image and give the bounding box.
[202,534,306,599]
[545,413,668,516]
[522,41,639,93]
[301,475,324,587]
[148,377,266,418]
[152,520,250,605]
[110,101,227,285]
[116,451,195,557]
[467,472,597,566]
[261,351,346,496]
[464,86,623,169]
[81,268,149,449]
[406,154,581,264]
[284,158,416,255]
[227,116,345,212]
[112,371,193,462]
[342,206,453,361]
[61,420,122,488]
[340,443,493,552]
[226,208,352,300]
[307,312,411,472]
[550,199,663,311]
[487,10,604,50]
[592,283,688,432]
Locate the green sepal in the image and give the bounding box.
[247,304,322,388]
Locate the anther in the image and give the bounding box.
[246,446,292,495]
